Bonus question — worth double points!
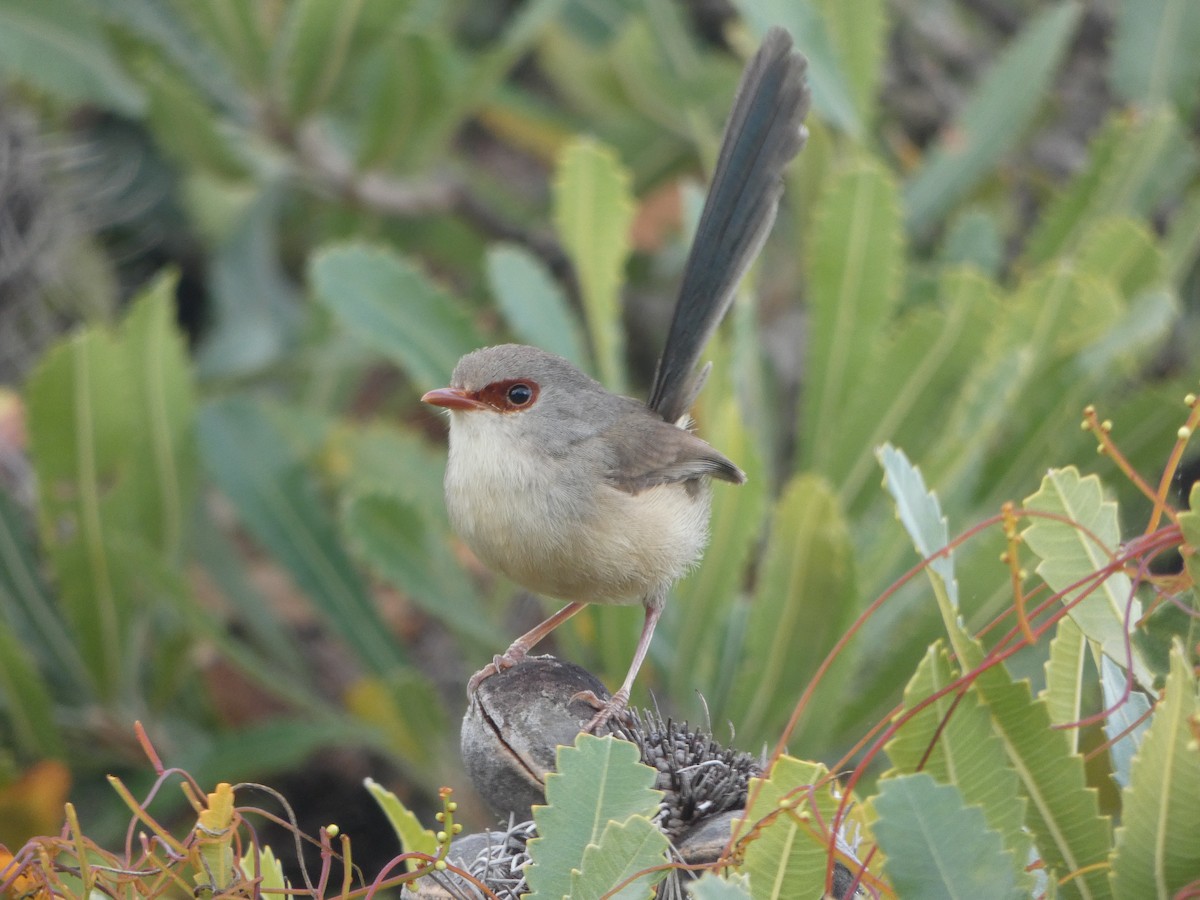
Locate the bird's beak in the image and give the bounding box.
[421,387,488,411]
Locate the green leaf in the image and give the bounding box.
[0,489,91,691]
[527,734,662,900]
[802,160,904,476]
[1073,217,1164,299]
[121,273,199,562]
[486,243,589,370]
[1110,641,1200,896]
[364,778,439,872]
[834,269,999,508]
[24,277,194,699]
[0,0,146,115]
[727,475,854,744]
[737,0,863,137]
[738,756,844,898]
[273,0,366,117]
[1100,656,1151,790]
[1023,468,1154,689]
[0,620,64,758]
[971,663,1113,899]
[884,645,1033,889]
[197,397,406,675]
[1041,616,1088,755]
[814,0,886,128]
[356,30,451,170]
[665,397,766,710]
[1024,109,1199,267]
[1180,483,1200,592]
[569,816,669,899]
[240,845,288,894]
[873,773,1023,900]
[904,1,1082,234]
[877,444,957,610]
[939,208,1003,277]
[310,243,483,391]
[1111,0,1200,116]
[688,873,753,900]
[196,187,301,378]
[341,490,493,648]
[553,137,634,393]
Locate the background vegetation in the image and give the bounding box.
[0,0,1198,895]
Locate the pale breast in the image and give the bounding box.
[443,411,712,605]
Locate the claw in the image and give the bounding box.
[467,646,528,695]
[579,687,630,733]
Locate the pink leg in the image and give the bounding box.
[467,601,587,695]
[582,604,663,733]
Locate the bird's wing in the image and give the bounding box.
[598,411,745,494]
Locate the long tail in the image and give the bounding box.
[647,27,810,424]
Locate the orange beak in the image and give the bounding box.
[421,387,488,411]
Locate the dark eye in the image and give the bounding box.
[506,383,533,405]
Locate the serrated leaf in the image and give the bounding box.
[527,734,662,900]
[1041,616,1088,755]
[904,1,1082,234]
[309,243,484,390]
[1073,217,1163,299]
[1024,109,1199,266]
[240,844,289,893]
[25,277,195,699]
[873,773,1023,900]
[1111,0,1200,117]
[727,474,854,744]
[971,663,1113,899]
[569,815,668,900]
[364,778,439,872]
[1023,468,1154,689]
[884,645,1033,889]
[665,397,766,710]
[834,269,998,508]
[803,161,904,476]
[1099,656,1151,790]
[0,0,146,115]
[553,137,634,393]
[197,397,405,675]
[121,273,199,563]
[877,444,957,610]
[738,757,848,899]
[1110,641,1200,896]
[688,872,753,899]
[1178,483,1200,590]
[486,243,589,370]
[814,0,886,128]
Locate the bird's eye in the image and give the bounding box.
[506,383,533,406]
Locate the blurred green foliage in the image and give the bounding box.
[0,1,1198,881]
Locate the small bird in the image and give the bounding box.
[423,27,810,730]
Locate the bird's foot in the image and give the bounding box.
[575,687,631,734]
[467,645,529,695]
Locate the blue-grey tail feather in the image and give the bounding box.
[647,27,810,424]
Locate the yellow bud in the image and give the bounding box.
[436,831,447,843]
[1185,393,1197,406]
[435,860,448,871]
[326,824,340,838]
[1179,426,1193,441]
[1101,420,1113,433]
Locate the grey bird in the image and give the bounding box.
[423,27,810,730]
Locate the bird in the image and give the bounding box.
[422,27,810,731]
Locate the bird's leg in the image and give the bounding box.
[581,603,664,733]
[467,601,587,695]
